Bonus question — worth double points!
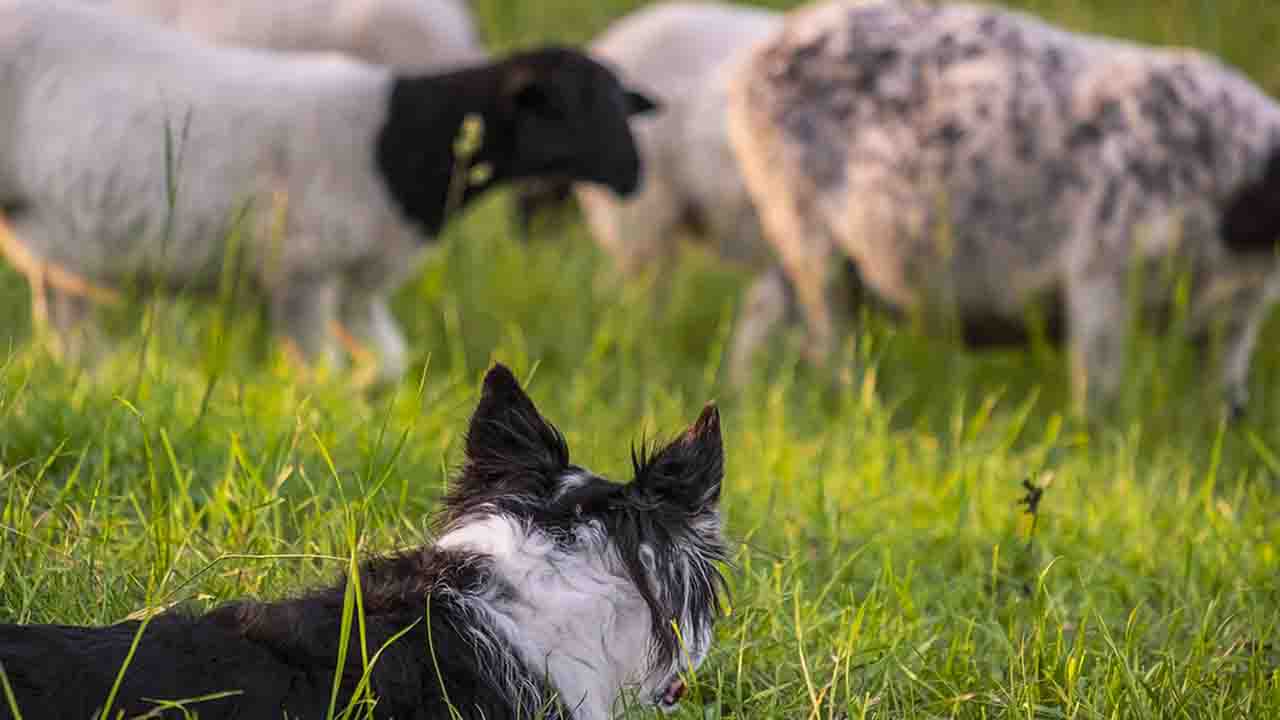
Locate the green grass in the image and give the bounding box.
[3,1,1280,717]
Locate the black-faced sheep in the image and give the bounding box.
[728,0,1280,414]
[0,0,656,382]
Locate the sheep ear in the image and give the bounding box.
[626,90,660,116]
[503,68,552,114]
[634,404,723,511]
[1222,148,1280,253]
[464,364,569,477]
[513,81,552,113]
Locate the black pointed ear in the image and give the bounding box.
[465,364,569,479]
[1222,149,1280,253]
[626,89,660,116]
[634,404,723,511]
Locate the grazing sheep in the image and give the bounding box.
[512,3,795,371]
[572,2,781,273]
[728,0,1280,414]
[516,2,793,384]
[89,0,485,70]
[0,0,656,382]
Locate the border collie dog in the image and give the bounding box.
[0,365,728,719]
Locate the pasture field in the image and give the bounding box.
[3,0,1280,717]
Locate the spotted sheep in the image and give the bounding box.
[0,0,655,382]
[728,0,1280,415]
[86,0,486,71]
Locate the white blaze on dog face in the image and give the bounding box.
[438,365,727,718]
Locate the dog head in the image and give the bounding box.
[439,364,726,715]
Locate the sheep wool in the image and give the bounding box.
[728,0,1280,414]
[526,2,796,386]
[89,0,485,70]
[574,2,781,277]
[0,0,649,382]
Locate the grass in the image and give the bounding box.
[3,0,1280,717]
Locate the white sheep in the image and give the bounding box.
[0,0,655,382]
[88,0,485,70]
[728,0,1280,415]
[573,2,781,270]
[512,2,790,381]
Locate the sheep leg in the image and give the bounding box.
[578,179,681,280]
[41,283,102,363]
[0,212,112,361]
[1215,285,1276,421]
[338,291,408,385]
[271,278,341,373]
[1219,312,1263,421]
[773,227,840,369]
[1066,269,1128,416]
[738,138,843,368]
[728,266,795,385]
[511,178,573,242]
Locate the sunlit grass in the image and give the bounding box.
[2,1,1280,717]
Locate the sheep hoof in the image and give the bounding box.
[1226,398,1248,425]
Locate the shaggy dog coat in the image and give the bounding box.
[0,365,728,719]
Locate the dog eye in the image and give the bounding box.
[573,503,583,517]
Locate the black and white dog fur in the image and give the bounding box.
[0,365,728,719]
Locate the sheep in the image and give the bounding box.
[87,0,486,71]
[511,3,791,376]
[569,2,782,272]
[727,0,1280,416]
[0,0,657,383]
[518,2,790,381]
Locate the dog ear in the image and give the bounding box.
[634,404,723,511]
[626,89,660,116]
[1222,148,1280,253]
[465,364,569,479]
